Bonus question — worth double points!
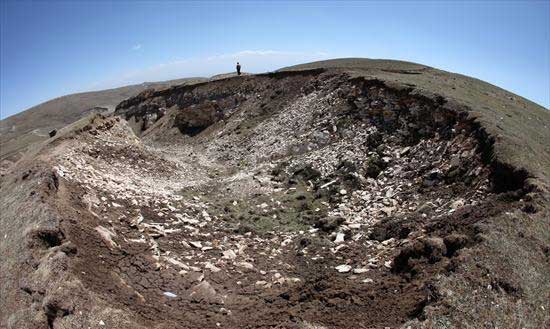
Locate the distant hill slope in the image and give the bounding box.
[0,77,206,161]
[279,58,430,72]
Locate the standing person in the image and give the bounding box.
[236,62,241,75]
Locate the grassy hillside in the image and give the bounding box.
[0,77,206,161]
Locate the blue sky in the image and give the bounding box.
[1,1,549,119]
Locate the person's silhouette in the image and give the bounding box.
[236,62,241,76]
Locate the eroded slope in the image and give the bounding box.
[1,69,548,329]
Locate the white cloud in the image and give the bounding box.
[91,49,330,90]
[132,44,142,51]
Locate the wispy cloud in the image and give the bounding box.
[91,49,331,90]
[132,44,142,51]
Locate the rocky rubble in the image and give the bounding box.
[23,70,531,328]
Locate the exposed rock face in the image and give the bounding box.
[174,101,224,136]
[1,63,549,329]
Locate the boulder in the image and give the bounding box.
[188,281,223,304]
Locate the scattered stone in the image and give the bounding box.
[382,238,395,246]
[451,199,465,209]
[281,238,292,246]
[320,180,338,189]
[205,262,221,273]
[166,257,190,270]
[380,207,395,216]
[183,271,204,282]
[353,268,369,274]
[222,249,237,260]
[95,226,118,248]
[418,202,434,214]
[130,213,144,227]
[237,262,254,270]
[188,281,222,304]
[335,264,352,273]
[189,241,203,249]
[163,291,177,298]
[334,232,345,244]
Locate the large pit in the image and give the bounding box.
[42,70,533,328]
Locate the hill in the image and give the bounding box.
[0,77,206,162]
[1,58,549,328]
